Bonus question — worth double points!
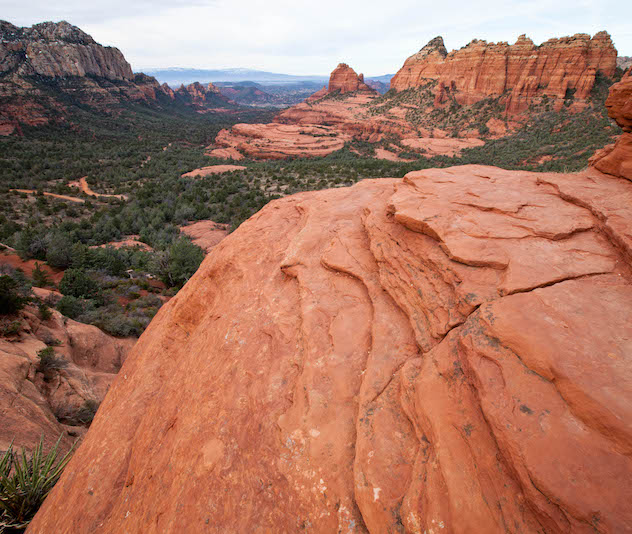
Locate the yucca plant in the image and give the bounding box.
[0,436,75,532]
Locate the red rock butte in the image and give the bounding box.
[306,63,378,103]
[28,76,632,533]
[328,63,377,94]
[391,32,617,113]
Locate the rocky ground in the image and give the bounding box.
[1,299,134,453]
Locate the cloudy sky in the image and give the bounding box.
[3,0,631,75]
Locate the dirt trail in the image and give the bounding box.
[68,177,127,200]
[10,189,85,203]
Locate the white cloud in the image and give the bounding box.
[1,0,630,75]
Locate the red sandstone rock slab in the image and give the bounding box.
[401,136,485,156]
[206,146,245,160]
[211,123,350,160]
[96,238,153,252]
[181,165,246,178]
[29,163,632,533]
[180,220,229,253]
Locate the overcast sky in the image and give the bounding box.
[2,0,631,75]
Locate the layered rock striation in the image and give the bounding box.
[391,32,617,113]
[29,151,632,530]
[210,122,350,159]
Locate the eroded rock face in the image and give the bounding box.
[1,304,134,453]
[29,164,632,533]
[591,70,632,180]
[391,32,617,113]
[0,20,133,80]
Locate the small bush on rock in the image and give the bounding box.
[36,347,67,381]
[0,276,28,316]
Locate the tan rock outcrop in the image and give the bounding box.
[29,162,632,533]
[179,220,229,253]
[391,32,617,113]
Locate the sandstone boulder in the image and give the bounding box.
[29,164,632,533]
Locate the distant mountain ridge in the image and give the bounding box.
[144,68,393,88]
[144,68,329,86]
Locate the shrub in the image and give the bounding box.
[45,233,73,269]
[55,295,84,320]
[36,347,67,381]
[0,276,28,315]
[155,238,204,288]
[31,263,52,288]
[0,436,75,531]
[0,320,22,337]
[59,269,100,299]
[55,399,100,427]
[38,301,52,321]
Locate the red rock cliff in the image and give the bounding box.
[391,32,617,113]
[28,156,632,531]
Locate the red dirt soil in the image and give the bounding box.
[0,250,63,285]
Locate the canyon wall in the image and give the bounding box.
[391,32,617,113]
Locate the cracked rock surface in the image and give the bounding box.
[29,165,632,533]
